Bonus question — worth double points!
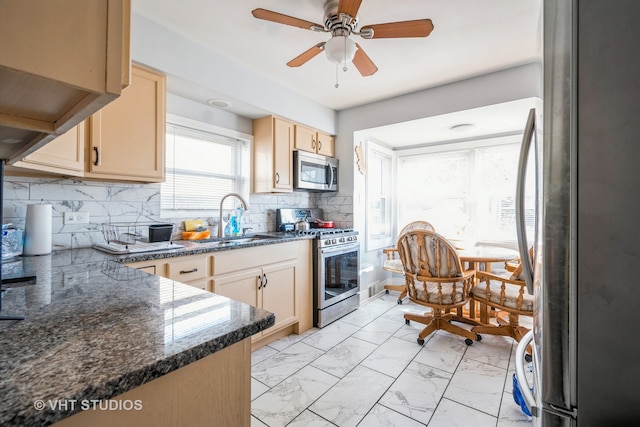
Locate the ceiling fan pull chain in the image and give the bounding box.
[343,35,349,72]
[335,63,339,88]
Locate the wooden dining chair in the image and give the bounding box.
[491,247,532,276]
[470,261,534,346]
[382,221,435,304]
[398,230,483,346]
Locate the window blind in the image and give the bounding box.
[161,122,250,212]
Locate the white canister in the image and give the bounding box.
[23,204,52,256]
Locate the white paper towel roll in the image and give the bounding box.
[23,204,52,256]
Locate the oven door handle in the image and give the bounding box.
[320,243,360,256]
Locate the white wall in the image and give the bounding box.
[166,93,253,135]
[131,13,337,135]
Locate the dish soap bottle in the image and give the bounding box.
[224,213,233,237]
[233,206,243,236]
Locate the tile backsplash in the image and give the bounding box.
[2,176,353,249]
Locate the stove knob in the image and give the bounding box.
[352,235,358,241]
[339,237,345,243]
[325,239,331,245]
[332,239,337,244]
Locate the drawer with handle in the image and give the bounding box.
[166,256,208,283]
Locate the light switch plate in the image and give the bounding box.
[64,211,90,224]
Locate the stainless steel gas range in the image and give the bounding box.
[276,209,360,328]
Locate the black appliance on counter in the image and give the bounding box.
[276,208,359,328]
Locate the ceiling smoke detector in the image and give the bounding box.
[206,98,232,109]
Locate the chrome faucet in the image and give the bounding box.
[217,193,249,237]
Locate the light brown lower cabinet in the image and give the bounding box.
[211,240,312,345]
[125,239,313,346]
[165,254,210,291]
[52,339,251,427]
[127,254,211,291]
[213,260,297,340]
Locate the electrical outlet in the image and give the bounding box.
[64,211,90,224]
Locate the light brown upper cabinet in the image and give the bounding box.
[0,0,131,164]
[294,125,335,157]
[12,123,85,177]
[85,64,166,182]
[253,116,294,193]
[10,65,166,183]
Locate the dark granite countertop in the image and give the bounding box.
[0,236,308,426]
[106,231,313,264]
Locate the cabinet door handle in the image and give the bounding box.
[312,139,316,149]
[93,147,100,166]
[179,268,198,274]
[275,172,280,184]
[317,140,322,151]
[257,274,263,289]
[262,273,268,288]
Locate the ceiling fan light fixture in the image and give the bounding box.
[324,35,357,64]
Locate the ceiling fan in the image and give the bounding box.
[252,0,434,79]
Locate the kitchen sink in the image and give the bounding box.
[218,237,264,245]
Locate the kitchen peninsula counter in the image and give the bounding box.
[0,244,280,426]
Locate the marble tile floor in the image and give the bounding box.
[250,292,534,427]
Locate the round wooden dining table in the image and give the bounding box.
[457,246,520,270]
[457,245,520,323]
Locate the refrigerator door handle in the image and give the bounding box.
[515,330,537,415]
[516,108,537,294]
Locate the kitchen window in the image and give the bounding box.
[395,135,535,244]
[161,115,251,217]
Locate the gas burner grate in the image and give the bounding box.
[298,228,355,237]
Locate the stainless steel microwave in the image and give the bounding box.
[293,151,338,192]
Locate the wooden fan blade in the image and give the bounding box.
[252,8,323,31]
[338,0,363,21]
[361,19,434,38]
[287,43,326,67]
[353,43,378,76]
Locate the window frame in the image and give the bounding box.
[365,140,394,251]
[161,114,253,218]
[394,133,527,246]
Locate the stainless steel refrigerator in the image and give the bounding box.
[514,0,640,425]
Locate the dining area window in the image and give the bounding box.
[365,142,394,251]
[395,136,535,245]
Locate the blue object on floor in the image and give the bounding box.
[512,374,532,416]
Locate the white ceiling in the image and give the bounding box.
[362,97,539,148]
[132,0,543,113]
